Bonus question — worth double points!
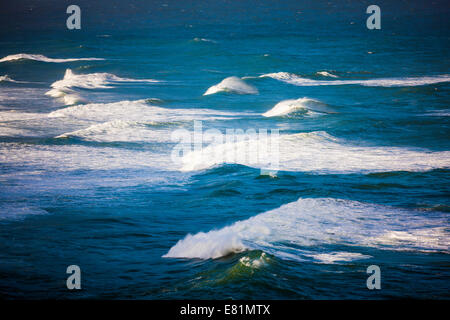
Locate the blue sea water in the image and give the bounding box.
[0,0,449,299]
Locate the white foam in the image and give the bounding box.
[0,141,192,192]
[0,111,47,122]
[164,198,449,260]
[0,75,31,84]
[48,99,243,122]
[180,131,450,173]
[371,228,449,249]
[316,71,339,78]
[56,120,172,142]
[48,68,159,90]
[0,88,50,106]
[45,69,160,102]
[239,252,270,268]
[0,142,172,171]
[0,125,34,137]
[262,98,327,117]
[421,110,450,117]
[260,72,450,87]
[0,75,17,83]
[63,93,86,105]
[45,87,85,105]
[203,76,258,95]
[46,88,68,98]
[193,37,216,43]
[309,252,372,264]
[0,53,104,63]
[163,220,270,259]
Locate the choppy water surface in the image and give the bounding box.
[0,1,449,299]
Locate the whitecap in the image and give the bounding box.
[0,142,170,171]
[56,120,173,143]
[0,111,47,122]
[203,76,258,95]
[262,98,331,117]
[316,71,339,78]
[164,198,449,260]
[48,99,244,122]
[0,53,104,63]
[193,37,216,43]
[45,69,160,103]
[0,75,17,83]
[260,72,450,87]
[308,252,372,264]
[179,131,450,173]
[48,68,159,91]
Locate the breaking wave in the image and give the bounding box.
[0,75,18,83]
[204,76,258,95]
[0,53,104,63]
[179,131,450,173]
[260,72,450,87]
[262,98,332,117]
[316,71,339,78]
[164,197,449,260]
[45,69,160,104]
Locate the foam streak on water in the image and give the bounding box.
[260,72,450,87]
[0,53,104,63]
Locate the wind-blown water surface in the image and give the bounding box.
[0,0,449,299]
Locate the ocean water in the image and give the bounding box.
[0,0,449,299]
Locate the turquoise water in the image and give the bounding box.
[0,1,449,299]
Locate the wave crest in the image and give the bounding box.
[262,98,330,117]
[204,76,258,95]
[0,53,104,63]
[164,198,449,260]
[45,69,160,104]
[316,71,339,78]
[180,131,450,173]
[260,72,450,87]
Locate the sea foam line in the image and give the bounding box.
[260,72,450,87]
[0,53,104,63]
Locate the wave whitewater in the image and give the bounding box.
[48,99,244,122]
[45,69,160,105]
[0,53,104,63]
[316,71,339,78]
[204,76,258,95]
[48,68,159,90]
[0,75,18,83]
[45,69,159,105]
[164,197,449,260]
[180,131,450,173]
[260,72,450,87]
[56,119,175,143]
[262,98,332,117]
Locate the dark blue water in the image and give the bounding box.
[0,0,449,299]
